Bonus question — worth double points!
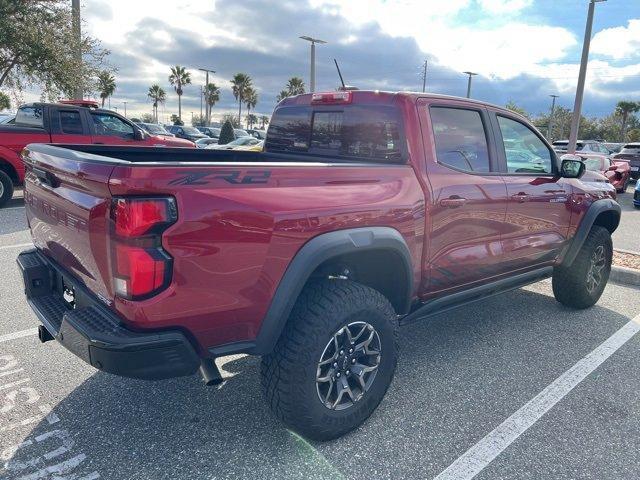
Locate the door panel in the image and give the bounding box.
[493,113,572,269]
[49,108,90,144]
[419,103,508,295]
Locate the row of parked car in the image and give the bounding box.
[134,122,266,150]
[551,139,640,196]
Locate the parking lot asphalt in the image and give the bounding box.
[612,181,639,253]
[2,196,640,480]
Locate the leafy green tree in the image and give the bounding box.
[140,113,154,123]
[285,76,305,95]
[505,100,529,119]
[230,73,252,126]
[221,113,240,128]
[203,83,220,124]
[147,84,166,123]
[615,101,640,142]
[628,129,640,143]
[244,86,258,127]
[170,114,183,126]
[259,115,269,129]
[0,1,109,97]
[276,90,289,102]
[246,114,258,129]
[192,114,207,127]
[169,65,191,121]
[0,92,10,111]
[219,119,235,144]
[96,71,115,107]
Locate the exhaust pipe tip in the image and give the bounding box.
[199,358,224,386]
[38,325,54,343]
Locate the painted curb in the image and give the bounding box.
[615,247,640,256]
[610,265,640,288]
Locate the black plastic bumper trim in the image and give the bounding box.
[17,249,200,380]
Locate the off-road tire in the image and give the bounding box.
[552,226,612,309]
[260,279,398,441]
[0,170,13,209]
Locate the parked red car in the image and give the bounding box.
[581,154,631,193]
[18,91,620,440]
[0,102,195,207]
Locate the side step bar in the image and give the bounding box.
[400,267,553,326]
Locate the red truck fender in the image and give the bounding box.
[210,227,415,357]
[0,145,24,184]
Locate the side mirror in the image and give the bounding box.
[560,157,585,179]
[134,128,145,141]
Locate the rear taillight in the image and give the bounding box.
[110,197,177,300]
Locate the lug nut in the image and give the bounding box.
[351,358,356,364]
[349,348,353,353]
[333,362,338,368]
[339,350,344,356]
[346,370,350,375]
[336,372,341,377]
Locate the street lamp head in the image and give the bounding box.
[463,71,478,76]
[300,35,327,44]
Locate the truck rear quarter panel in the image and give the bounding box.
[108,162,425,351]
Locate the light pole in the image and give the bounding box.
[422,60,428,93]
[568,0,606,154]
[71,0,82,99]
[547,95,559,140]
[463,71,478,98]
[300,36,327,93]
[198,68,216,125]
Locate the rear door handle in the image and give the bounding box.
[511,193,530,203]
[439,196,468,208]
[33,167,58,187]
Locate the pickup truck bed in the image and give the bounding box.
[18,90,621,441]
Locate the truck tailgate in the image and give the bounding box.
[22,144,116,303]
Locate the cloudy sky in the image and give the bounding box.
[77,0,640,122]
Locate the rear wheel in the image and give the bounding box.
[0,170,14,209]
[552,226,612,309]
[261,279,398,441]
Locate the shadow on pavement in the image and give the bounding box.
[2,286,635,480]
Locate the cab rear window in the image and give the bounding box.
[265,105,404,163]
[15,106,44,128]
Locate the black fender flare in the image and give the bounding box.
[211,227,414,357]
[561,198,620,267]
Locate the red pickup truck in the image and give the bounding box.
[17,91,620,440]
[0,101,194,207]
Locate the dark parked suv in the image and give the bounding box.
[167,125,208,142]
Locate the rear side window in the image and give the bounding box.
[430,107,490,173]
[91,113,134,138]
[497,116,553,174]
[621,144,640,154]
[266,105,403,163]
[59,111,83,134]
[15,106,44,128]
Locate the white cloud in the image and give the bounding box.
[311,0,575,80]
[477,0,533,14]
[592,19,640,60]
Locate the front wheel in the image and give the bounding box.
[0,171,14,209]
[552,226,612,309]
[261,279,398,441]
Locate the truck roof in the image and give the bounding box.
[278,90,523,118]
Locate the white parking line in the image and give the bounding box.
[0,328,38,344]
[2,206,25,211]
[434,314,640,480]
[0,242,32,251]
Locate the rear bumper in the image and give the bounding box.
[17,249,200,380]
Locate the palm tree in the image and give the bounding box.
[286,76,305,95]
[203,83,220,125]
[615,101,640,142]
[147,84,166,123]
[96,71,116,108]
[276,90,289,102]
[168,65,191,121]
[244,86,258,128]
[230,73,252,126]
[259,115,269,129]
